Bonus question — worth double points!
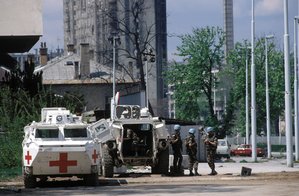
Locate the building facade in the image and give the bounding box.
[0,0,42,68]
[63,0,168,117]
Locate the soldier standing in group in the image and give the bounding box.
[169,124,183,175]
[204,126,218,175]
[185,128,200,176]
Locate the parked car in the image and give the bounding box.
[230,144,265,157]
[216,139,231,158]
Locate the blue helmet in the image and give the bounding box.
[174,124,181,132]
[188,128,196,134]
[205,127,214,133]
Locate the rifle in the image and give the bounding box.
[185,136,197,155]
[199,127,208,141]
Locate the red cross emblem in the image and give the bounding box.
[49,153,77,173]
[92,149,98,164]
[25,151,32,165]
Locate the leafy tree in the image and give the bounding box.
[2,60,42,97]
[0,61,86,169]
[227,38,285,136]
[166,26,225,125]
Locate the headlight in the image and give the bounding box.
[24,166,33,175]
[91,165,98,173]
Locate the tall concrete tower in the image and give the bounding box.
[223,0,234,58]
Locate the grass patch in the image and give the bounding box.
[0,167,22,181]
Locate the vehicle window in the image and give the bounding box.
[95,124,106,135]
[64,128,87,138]
[218,141,226,146]
[35,128,59,138]
[139,124,151,131]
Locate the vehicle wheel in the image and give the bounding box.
[84,173,99,186]
[102,147,114,178]
[24,174,36,188]
[152,147,169,175]
[39,176,47,183]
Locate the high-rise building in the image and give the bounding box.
[223,0,234,59]
[63,0,167,117]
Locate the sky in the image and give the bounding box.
[38,0,298,61]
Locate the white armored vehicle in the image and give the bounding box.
[88,105,170,177]
[22,108,100,188]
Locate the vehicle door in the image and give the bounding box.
[88,119,111,143]
[153,122,167,160]
[111,123,124,162]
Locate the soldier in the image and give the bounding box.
[132,131,141,156]
[204,126,218,175]
[185,128,200,176]
[169,124,183,175]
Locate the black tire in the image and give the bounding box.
[24,174,36,188]
[102,147,114,178]
[152,147,169,175]
[84,173,99,186]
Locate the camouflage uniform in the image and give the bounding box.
[185,134,199,176]
[170,132,183,174]
[205,133,218,175]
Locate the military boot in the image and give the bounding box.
[194,169,201,176]
[208,170,218,175]
[189,169,194,176]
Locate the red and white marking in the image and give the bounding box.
[49,153,77,173]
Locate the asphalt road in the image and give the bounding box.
[1,156,299,195]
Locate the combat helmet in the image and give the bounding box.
[205,126,215,134]
[174,124,181,132]
[188,128,196,134]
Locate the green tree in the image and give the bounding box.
[2,61,42,97]
[166,26,225,125]
[227,38,285,136]
[0,61,86,169]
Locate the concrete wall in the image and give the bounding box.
[167,125,207,162]
[0,0,42,36]
[45,83,113,111]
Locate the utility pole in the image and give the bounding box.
[243,44,250,145]
[283,0,293,167]
[251,0,257,162]
[265,35,274,159]
[294,16,299,161]
[109,35,120,120]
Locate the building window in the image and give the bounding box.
[81,0,86,11]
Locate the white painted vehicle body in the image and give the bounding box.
[22,108,100,188]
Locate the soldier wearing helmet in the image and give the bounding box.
[204,126,218,175]
[169,124,183,175]
[185,128,200,176]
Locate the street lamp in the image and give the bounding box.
[241,45,251,145]
[143,48,155,109]
[211,69,219,117]
[109,35,120,120]
[294,16,299,161]
[265,34,274,159]
[251,0,257,162]
[283,0,293,167]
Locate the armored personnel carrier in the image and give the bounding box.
[22,108,100,188]
[88,105,170,177]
